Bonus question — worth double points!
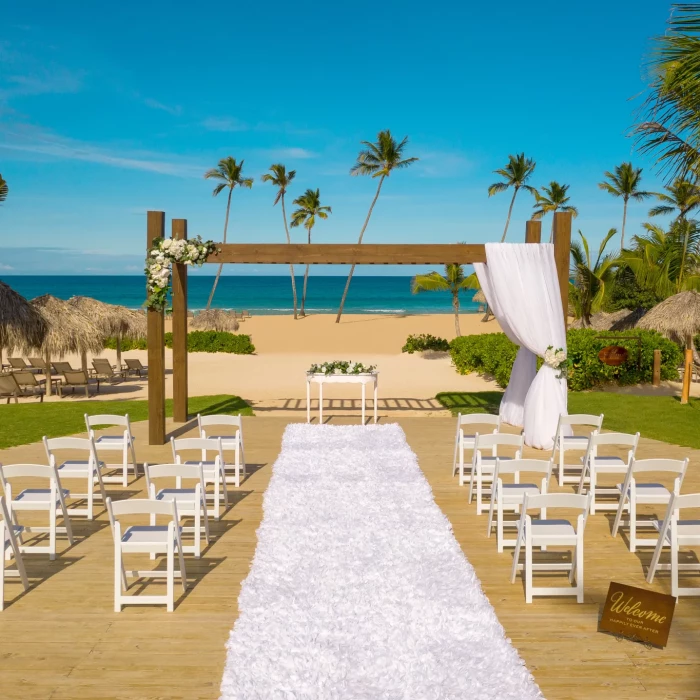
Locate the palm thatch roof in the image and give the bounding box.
[191,309,240,333]
[27,295,104,357]
[570,308,646,331]
[68,296,146,339]
[472,289,486,304]
[0,280,46,351]
[637,291,700,344]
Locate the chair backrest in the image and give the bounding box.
[590,431,640,449]
[8,358,27,369]
[52,361,74,373]
[171,437,223,463]
[12,370,39,386]
[63,370,89,386]
[106,496,177,524]
[44,436,98,464]
[474,432,524,451]
[92,358,114,374]
[524,492,591,513]
[145,463,206,495]
[28,357,45,369]
[0,463,57,482]
[630,458,689,477]
[0,374,19,394]
[85,413,132,434]
[557,413,604,430]
[197,413,242,433]
[671,492,700,512]
[124,358,144,370]
[494,458,553,477]
[456,412,500,428]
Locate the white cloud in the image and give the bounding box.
[259,147,318,160]
[202,116,249,132]
[0,263,14,270]
[415,150,471,178]
[144,98,181,116]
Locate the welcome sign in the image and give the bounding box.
[599,582,676,647]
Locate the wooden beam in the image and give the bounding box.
[147,211,166,445]
[525,220,542,243]
[553,212,572,327]
[171,219,188,423]
[207,243,486,265]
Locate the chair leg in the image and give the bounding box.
[176,540,187,593]
[202,499,211,544]
[58,497,75,546]
[194,509,201,558]
[671,539,679,598]
[589,470,596,515]
[114,543,123,613]
[576,539,585,603]
[511,527,523,584]
[612,491,626,538]
[167,540,174,612]
[497,501,504,553]
[525,534,533,604]
[559,448,564,487]
[629,497,637,553]
[49,503,56,561]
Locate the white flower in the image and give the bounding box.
[151,250,159,257]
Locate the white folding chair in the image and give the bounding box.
[107,497,187,612]
[469,432,524,515]
[85,413,138,487]
[487,458,553,553]
[452,413,500,485]
[612,458,689,552]
[510,492,592,604]
[647,493,700,598]
[577,431,640,515]
[145,463,210,558]
[1,496,29,611]
[197,414,246,487]
[43,436,107,520]
[171,437,228,520]
[0,464,74,560]
[551,414,604,486]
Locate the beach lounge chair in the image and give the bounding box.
[13,370,61,396]
[0,374,44,404]
[57,370,100,398]
[92,358,126,384]
[123,358,147,378]
[8,358,40,374]
[52,361,77,374]
[28,357,50,374]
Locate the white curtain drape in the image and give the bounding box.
[475,243,568,450]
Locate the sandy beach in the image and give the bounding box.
[38,313,503,414]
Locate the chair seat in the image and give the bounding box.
[529,519,576,542]
[94,435,134,449]
[156,489,198,504]
[15,488,69,504]
[122,525,178,545]
[500,483,539,501]
[616,483,671,501]
[580,456,627,470]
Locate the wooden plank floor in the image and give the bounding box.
[0,416,698,699]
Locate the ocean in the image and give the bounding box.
[2,275,482,315]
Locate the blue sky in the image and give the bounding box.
[0,0,675,276]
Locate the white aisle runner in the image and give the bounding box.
[220,424,542,699]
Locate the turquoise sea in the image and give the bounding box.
[3,276,482,315]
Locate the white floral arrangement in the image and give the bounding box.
[543,345,568,380]
[145,236,218,310]
[308,360,378,376]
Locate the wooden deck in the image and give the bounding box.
[0,416,698,699]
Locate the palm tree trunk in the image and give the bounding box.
[453,292,461,336]
[116,336,122,369]
[206,188,233,310]
[621,198,628,251]
[501,187,518,242]
[335,175,386,323]
[281,195,299,319]
[301,226,312,316]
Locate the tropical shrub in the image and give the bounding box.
[402,333,451,354]
[104,332,256,354]
[450,330,682,391]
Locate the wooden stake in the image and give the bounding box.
[681,343,692,405]
[653,349,661,387]
[147,211,166,445]
[172,219,188,423]
[525,220,542,243]
[553,212,572,328]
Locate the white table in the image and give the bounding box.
[306,373,378,424]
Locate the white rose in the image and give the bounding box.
[162,239,172,249]
[151,250,159,257]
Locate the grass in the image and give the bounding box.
[0,394,253,450]
[436,391,700,450]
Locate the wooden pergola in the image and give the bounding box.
[145,211,572,445]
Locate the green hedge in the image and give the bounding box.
[402,334,451,354]
[450,330,682,391]
[104,331,255,355]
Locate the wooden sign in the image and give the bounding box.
[598,345,629,366]
[599,582,676,647]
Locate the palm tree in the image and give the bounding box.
[569,229,620,326]
[649,178,700,221]
[290,189,331,316]
[0,174,7,204]
[412,264,472,336]
[262,164,300,319]
[488,153,537,242]
[335,130,418,323]
[532,181,579,242]
[204,157,253,310]
[598,163,652,250]
[634,4,700,181]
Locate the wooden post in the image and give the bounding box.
[553,211,572,327]
[172,219,188,423]
[681,341,693,405]
[147,211,166,445]
[525,220,542,244]
[653,349,661,387]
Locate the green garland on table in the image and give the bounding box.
[308,361,377,376]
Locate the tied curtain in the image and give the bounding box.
[475,243,568,450]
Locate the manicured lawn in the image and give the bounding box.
[0,394,253,450]
[436,391,700,450]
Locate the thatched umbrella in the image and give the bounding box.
[570,308,646,331]
[0,281,47,366]
[27,295,104,396]
[69,296,147,368]
[472,289,486,305]
[637,291,700,404]
[191,309,240,333]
